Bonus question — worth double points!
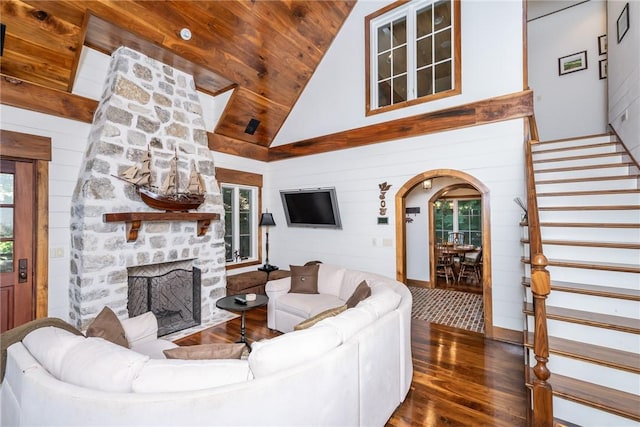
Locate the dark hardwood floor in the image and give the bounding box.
[175,307,528,427]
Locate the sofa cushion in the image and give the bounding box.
[294,305,347,330]
[85,306,129,348]
[22,327,86,379]
[316,307,377,342]
[120,311,158,347]
[248,326,341,378]
[276,293,345,319]
[59,337,149,392]
[316,264,346,297]
[345,280,371,308]
[132,359,252,393]
[356,288,402,319]
[339,270,373,302]
[163,343,246,360]
[289,264,320,294]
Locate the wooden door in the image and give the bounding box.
[0,159,36,332]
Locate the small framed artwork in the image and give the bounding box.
[558,50,588,76]
[617,3,630,43]
[599,59,607,79]
[598,34,607,55]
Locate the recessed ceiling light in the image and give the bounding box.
[180,28,192,41]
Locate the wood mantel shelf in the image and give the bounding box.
[103,212,220,242]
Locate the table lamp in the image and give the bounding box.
[259,212,278,272]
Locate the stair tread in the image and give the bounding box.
[534,162,635,173]
[537,222,640,228]
[532,141,618,156]
[521,238,640,249]
[537,189,640,197]
[533,151,624,164]
[524,332,640,373]
[522,277,640,300]
[521,256,640,273]
[538,205,640,211]
[535,133,612,146]
[525,369,640,421]
[523,302,640,334]
[536,174,639,185]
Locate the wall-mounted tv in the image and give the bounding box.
[280,187,342,229]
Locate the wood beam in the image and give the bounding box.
[207,133,270,162]
[269,90,534,161]
[1,74,98,123]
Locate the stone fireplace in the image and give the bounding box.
[69,47,227,331]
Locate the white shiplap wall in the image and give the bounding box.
[265,119,526,331]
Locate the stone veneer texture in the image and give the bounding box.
[69,47,226,329]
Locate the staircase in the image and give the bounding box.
[521,132,640,426]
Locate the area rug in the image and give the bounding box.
[409,287,484,334]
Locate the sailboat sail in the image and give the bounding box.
[161,153,178,195]
[187,162,205,194]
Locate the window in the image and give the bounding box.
[434,198,482,247]
[366,0,460,115]
[223,184,258,264]
[216,167,263,269]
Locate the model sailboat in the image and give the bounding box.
[117,148,206,212]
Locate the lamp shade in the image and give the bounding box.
[259,212,276,227]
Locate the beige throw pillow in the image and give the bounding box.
[345,280,371,308]
[163,343,246,360]
[289,264,320,294]
[85,306,129,348]
[294,305,348,331]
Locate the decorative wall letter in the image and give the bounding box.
[378,181,392,223]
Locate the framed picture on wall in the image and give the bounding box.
[617,3,630,43]
[598,34,607,55]
[558,50,588,76]
[599,59,607,79]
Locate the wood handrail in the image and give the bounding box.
[524,116,553,427]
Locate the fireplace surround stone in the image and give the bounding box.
[69,47,226,330]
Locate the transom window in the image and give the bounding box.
[366,0,461,115]
[222,184,258,265]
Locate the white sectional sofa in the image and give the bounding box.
[1,265,413,427]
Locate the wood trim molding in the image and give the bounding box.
[492,326,524,345]
[395,168,494,338]
[269,90,533,161]
[215,168,263,187]
[0,130,52,161]
[0,130,51,319]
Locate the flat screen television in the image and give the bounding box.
[280,188,342,229]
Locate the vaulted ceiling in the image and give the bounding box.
[0,0,356,148]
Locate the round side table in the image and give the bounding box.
[216,294,268,350]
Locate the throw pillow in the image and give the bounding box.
[294,305,348,331]
[289,264,320,294]
[85,306,129,348]
[345,280,371,308]
[163,343,246,360]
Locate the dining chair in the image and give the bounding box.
[435,245,455,285]
[457,248,482,285]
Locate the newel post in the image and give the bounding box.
[530,253,553,427]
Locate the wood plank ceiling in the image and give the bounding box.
[0,0,356,149]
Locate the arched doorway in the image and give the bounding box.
[395,169,493,338]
